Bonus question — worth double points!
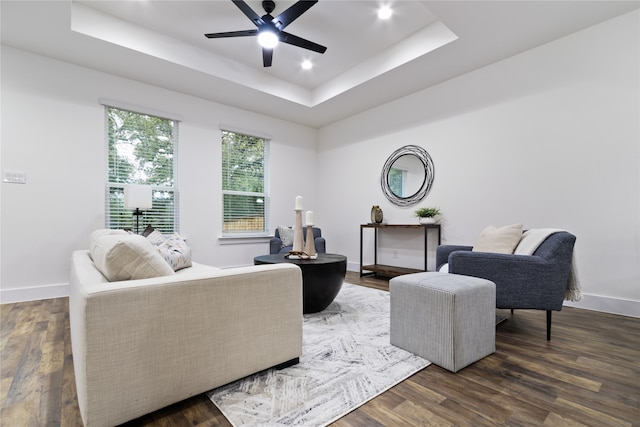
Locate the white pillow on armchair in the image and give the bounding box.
[277,226,295,247]
[472,223,523,254]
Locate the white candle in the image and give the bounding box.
[295,196,303,210]
[305,210,314,226]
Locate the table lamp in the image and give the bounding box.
[124,184,152,234]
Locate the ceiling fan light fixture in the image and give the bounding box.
[377,5,393,20]
[258,30,279,48]
[301,60,313,70]
[205,0,326,67]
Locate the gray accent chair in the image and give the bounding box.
[270,227,326,254]
[436,231,576,340]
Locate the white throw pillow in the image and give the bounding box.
[277,226,295,247]
[89,229,129,259]
[91,234,175,281]
[472,223,523,254]
[155,233,193,271]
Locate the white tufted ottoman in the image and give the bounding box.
[390,272,496,372]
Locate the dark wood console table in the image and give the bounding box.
[360,223,441,278]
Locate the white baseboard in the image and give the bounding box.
[564,294,640,318]
[348,262,639,318]
[0,283,69,304]
[347,262,360,273]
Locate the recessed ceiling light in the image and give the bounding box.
[378,5,392,20]
[301,60,313,70]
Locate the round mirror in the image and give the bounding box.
[381,145,434,206]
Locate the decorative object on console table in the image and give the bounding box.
[124,184,152,234]
[415,206,441,224]
[371,205,384,223]
[304,210,317,258]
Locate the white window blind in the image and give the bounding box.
[221,130,269,235]
[106,106,178,233]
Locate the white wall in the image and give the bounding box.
[1,46,317,302]
[317,11,639,316]
[2,11,638,317]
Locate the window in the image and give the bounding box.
[106,106,178,233]
[221,130,269,235]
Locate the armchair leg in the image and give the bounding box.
[546,310,552,341]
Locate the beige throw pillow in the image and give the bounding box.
[472,223,523,254]
[91,234,175,281]
[89,229,129,259]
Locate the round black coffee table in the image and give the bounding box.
[254,253,347,314]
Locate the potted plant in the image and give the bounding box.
[415,207,441,224]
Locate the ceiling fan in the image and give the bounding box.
[205,0,327,67]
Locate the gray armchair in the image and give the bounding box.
[436,231,576,340]
[270,227,326,255]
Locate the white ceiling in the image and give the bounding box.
[2,0,638,128]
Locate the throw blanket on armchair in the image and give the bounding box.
[515,229,582,302]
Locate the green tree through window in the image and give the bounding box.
[106,107,178,233]
[222,130,268,234]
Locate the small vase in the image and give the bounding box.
[419,217,436,224]
[371,205,383,224]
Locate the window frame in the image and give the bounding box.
[104,103,180,233]
[220,128,270,238]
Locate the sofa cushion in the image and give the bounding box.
[473,223,523,254]
[155,233,193,271]
[90,234,175,281]
[277,226,295,247]
[175,261,221,275]
[89,229,129,258]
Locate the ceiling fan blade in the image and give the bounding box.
[262,48,273,67]
[274,0,318,30]
[205,29,258,39]
[280,31,327,54]
[232,0,265,27]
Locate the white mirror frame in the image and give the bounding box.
[381,145,435,206]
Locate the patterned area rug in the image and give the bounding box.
[206,282,430,427]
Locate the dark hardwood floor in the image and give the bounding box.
[1,271,639,426]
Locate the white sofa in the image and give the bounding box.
[69,235,303,427]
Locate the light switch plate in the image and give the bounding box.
[3,171,27,184]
